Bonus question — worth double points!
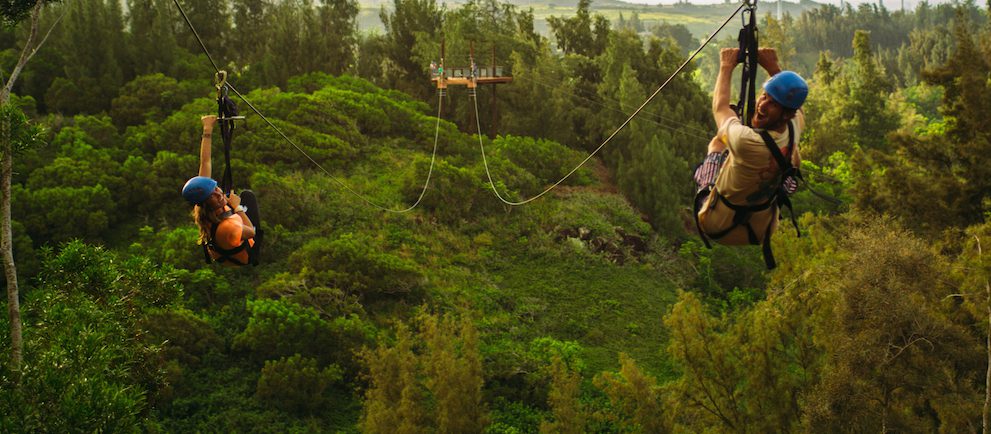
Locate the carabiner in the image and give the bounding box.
[215,70,229,98]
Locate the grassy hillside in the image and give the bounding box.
[0,72,695,430]
[359,0,824,39]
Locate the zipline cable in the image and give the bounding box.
[228,84,444,213]
[476,1,748,206]
[478,29,714,139]
[510,73,711,141]
[172,0,442,213]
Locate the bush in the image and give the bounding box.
[402,157,505,224]
[255,355,343,415]
[289,233,424,298]
[0,242,182,432]
[491,135,593,187]
[233,298,372,370]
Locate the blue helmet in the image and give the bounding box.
[763,71,808,110]
[182,176,217,204]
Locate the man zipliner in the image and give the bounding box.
[692,47,808,269]
[182,115,262,266]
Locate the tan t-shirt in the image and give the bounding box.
[698,111,804,245]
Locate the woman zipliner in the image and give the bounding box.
[692,47,808,269]
[181,115,262,266]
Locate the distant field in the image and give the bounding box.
[359,0,823,40]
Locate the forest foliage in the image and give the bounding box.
[0,0,989,431]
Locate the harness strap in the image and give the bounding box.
[761,216,776,269]
[693,186,713,249]
[204,206,250,266]
[704,193,775,241]
[752,121,800,269]
[758,122,801,237]
[217,76,239,195]
[736,6,759,126]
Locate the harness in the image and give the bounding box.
[693,121,802,269]
[201,205,252,266]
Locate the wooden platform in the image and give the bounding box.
[431,66,512,89]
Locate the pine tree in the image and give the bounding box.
[360,312,488,432]
[379,0,442,97]
[421,313,487,433]
[847,30,898,150]
[540,356,587,434]
[46,0,127,114]
[593,353,670,432]
[127,0,179,76]
[360,323,429,434]
[314,0,359,75]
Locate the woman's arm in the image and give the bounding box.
[198,115,217,178]
[226,192,256,240]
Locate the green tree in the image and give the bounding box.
[0,242,182,430]
[421,312,487,432]
[539,356,587,434]
[379,0,442,98]
[360,312,488,433]
[110,73,195,128]
[593,353,670,432]
[761,13,796,66]
[923,9,991,146]
[851,11,991,235]
[45,0,127,114]
[649,21,695,55]
[315,0,359,75]
[231,0,268,69]
[847,29,899,150]
[802,219,979,432]
[546,0,609,58]
[233,298,371,370]
[126,0,179,77]
[255,354,344,415]
[360,322,429,434]
[287,233,424,299]
[1,0,61,372]
[174,0,228,58]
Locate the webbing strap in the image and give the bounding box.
[755,121,801,269]
[757,121,801,237]
[217,84,238,195]
[693,186,713,249]
[704,193,775,241]
[736,5,759,126]
[757,121,795,174]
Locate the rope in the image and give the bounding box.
[476,1,748,206]
[511,73,711,141]
[477,29,714,139]
[172,0,442,213]
[228,84,444,213]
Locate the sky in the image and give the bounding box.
[619,0,949,10]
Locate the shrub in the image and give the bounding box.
[255,355,343,415]
[289,233,424,298]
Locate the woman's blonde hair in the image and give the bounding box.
[192,204,223,244]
